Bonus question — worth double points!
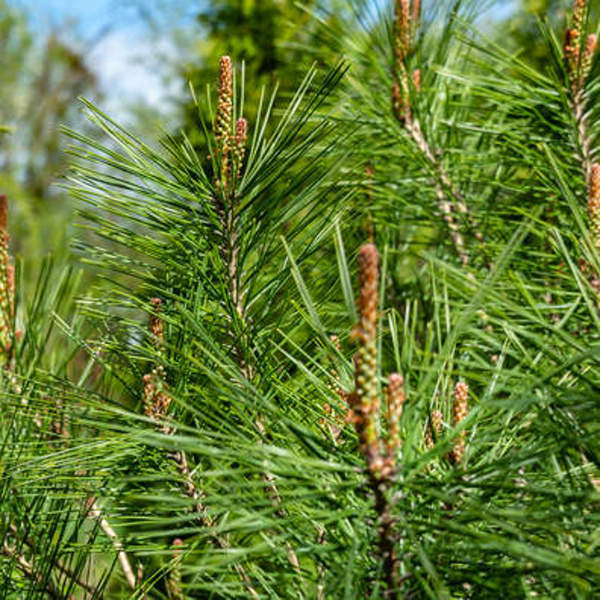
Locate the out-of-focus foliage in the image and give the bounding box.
[0,0,97,263]
[506,0,599,69]
[180,0,344,145]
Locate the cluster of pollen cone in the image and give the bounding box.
[392,0,422,122]
[562,1,600,251]
[214,55,248,192]
[333,243,470,482]
[564,0,597,94]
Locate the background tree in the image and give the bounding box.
[0,0,98,263]
[180,0,343,145]
[505,0,599,69]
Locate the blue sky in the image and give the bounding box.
[14,0,122,37]
[8,0,517,119]
[10,0,187,120]
[12,0,196,38]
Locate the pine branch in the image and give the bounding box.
[392,1,480,266]
[210,55,304,583]
[86,498,137,590]
[348,243,403,597]
[142,297,260,599]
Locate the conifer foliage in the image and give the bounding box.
[2,0,600,598]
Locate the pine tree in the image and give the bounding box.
[2,0,600,598]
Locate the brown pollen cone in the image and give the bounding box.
[589,164,600,250]
[565,0,592,88]
[412,68,421,92]
[564,28,580,78]
[451,382,469,464]
[233,117,248,177]
[392,0,415,123]
[425,409,443,449]
[393,0,411,64]
[582,34,597,81]
[215,56,233,187]
[412,0,420,29]
[149,297,164,347]
[143,298,172,422]
[350,243,382,476]
[384,373,406,473]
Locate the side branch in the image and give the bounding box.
[392,1,481,265]
[6,523,97,596]
[2,540,62,599]
[87,498,137,589]
[144,297,260,599]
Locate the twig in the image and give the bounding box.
[2,539,62,599]
[372,482,399,597]
[87,498,137,589]
[404,118,470,265]
[7,523,96,596]
[144,298,260,599]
